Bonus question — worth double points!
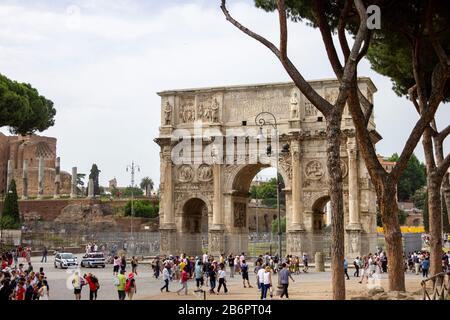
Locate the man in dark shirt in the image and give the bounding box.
[279,263,295,299]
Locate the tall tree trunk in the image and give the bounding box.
[427,172,443,275]
[379,181,406,291]
[442,174,450,227]
[423,127,443,275]
[326,112,345,300]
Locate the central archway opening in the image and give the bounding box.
[231,166,286,257]
[182,198,208,255]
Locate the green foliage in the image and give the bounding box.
[2,180,20,229]
[271,216,286,234]
[0,73,56,134]
[124,200,159,218]
[365,1,450,101]
[389,153,426,201]
[250,176,285,208]
[88,164,101,196]
[0,215,20,229]
[411,187,427,211]
[121,186,144,198]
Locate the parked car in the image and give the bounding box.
[54,253,78,269]
[80,252,106,268]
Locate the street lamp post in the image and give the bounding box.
[126,161,140,250]
[255,112,283,259]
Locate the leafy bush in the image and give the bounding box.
[0,215,20,229]
[124,200,159,218]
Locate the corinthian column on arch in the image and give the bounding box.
[290,139,305,230]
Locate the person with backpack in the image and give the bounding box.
[116,269,126,300]
[241,260,252,288]
[85,273,100,300]
[176,266,189,295]
[125,273,136,300]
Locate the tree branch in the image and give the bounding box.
[438,152,450,177]
[391,63,449,182]
[313,0,344,79]
[436,124,450,144]
[220,0,333,116]
[277,0,287,60]
[337,0,352,61]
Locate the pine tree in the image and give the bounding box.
[1,179,20,229]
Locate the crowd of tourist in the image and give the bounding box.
[1,244,449,301]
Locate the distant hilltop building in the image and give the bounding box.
[377,154,396,173]
[109,178,117,189]
[0,133,71,197]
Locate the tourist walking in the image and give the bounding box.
[85,273,100,300]
[161,265,172,292]
[126,273,136,300]
[41,247,48,263]
[353,257,360,277]
[257,263,265,291]
[217,264,228,294]
[208,263,217,294]
[176,266,189,295]
[120,255,127,273]
[195,261,204,288]
[344,259,350,280]
[131,256,139,275]
[116,269,126,300]
[113,255,121,275]
[279,263,294,299]
[241,260,253,288]
[302,253,309,273]
[421,257,430,278]
[228,254,235,278]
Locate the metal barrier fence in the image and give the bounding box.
[16,230,425,259]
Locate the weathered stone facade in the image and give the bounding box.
[0,134,71,197]
[155,78,379,259]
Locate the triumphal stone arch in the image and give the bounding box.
[155,78,379,259]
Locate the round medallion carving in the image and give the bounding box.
[178,165,193,182]
[197,164,213,182]
[305,160,324,180]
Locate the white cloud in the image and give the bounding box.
[0,0,448,187]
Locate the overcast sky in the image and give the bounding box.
[0,0,448,187]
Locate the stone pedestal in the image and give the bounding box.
[208,228,225,257]
[314,252,325,272]
[286,230,307,257]
[345,228,362,260]
[159,226,177,255]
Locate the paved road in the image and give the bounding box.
[24,254,426,300]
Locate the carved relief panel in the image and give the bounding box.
[234,202,246,228]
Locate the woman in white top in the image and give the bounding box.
[261,266,272,300]
[38,280,50,300]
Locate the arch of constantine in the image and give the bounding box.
[155,78,380,260]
